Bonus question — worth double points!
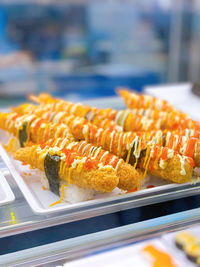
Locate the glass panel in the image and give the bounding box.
[1,207,200,266]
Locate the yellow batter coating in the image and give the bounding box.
[14,145,119,193]
[118,88,174,111]
[53,139,142,191]
[195,141,200,167]
[14,103,121,132]
[146,154,193,183]
[61,118,194,183]
[29,93,200,132]
[0,112,142,191]
[0,112,74,145]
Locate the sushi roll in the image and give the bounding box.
[175,231,197,250]
[184,243,200,263]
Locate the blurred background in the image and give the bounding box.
[0,0,199,105]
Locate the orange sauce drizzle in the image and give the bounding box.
[142,245,178,267]
[185,137,197,158]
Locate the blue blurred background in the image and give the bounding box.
[0,0,199,103]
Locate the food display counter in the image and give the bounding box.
[0,83,200,266]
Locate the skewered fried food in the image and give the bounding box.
[0,112,74,147]
[14,144,119,193]
[0,112,141,190]
[45,138,141,190]
[118,88,174,111]
[4,109,193,183]
[46,114,194,183]
[117,130,200,167]
[14,103,122,132]
[173,128,200,139]
[29,93,200,132]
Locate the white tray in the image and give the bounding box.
[0,170,15,206]
[0,144,124,214]
[1,137,200,216]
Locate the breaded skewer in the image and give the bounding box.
[29,94,200,132]
[27,97,122,132]
[14,144,119,193]
[64,118,194,183]
[0,112,74,146]
[118,88,174,111]
[0,112,141,190]
[5,108,194,183]
[117,130,200,167]
[44,138,142,190]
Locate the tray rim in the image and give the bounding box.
[0,169,15,206]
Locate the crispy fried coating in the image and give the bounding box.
[66,119,194,183]
[117,162,142,189]
[195,140,200,167]
[14,103,121,132]
[147,154,193,183]
[117,88,173,111]
[14,146,119,192]
[64,140,142,191]
[0,112,142,190]
[60,118,194,183]
[0,112,74,144]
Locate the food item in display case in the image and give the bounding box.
[118,88,175,111]
[25,98,122,132]
[175,231,197,249]
[142,244,178,267]
[0,90,199,206]
[175,231,200,265]
[0,112,142,191]
[0,113,75,147]
[118,89,200,131]
[2,108,194,184]
[29,92,200,132]
[117,130,200,167]
[174,128,200,139]
[14,144,120,204]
